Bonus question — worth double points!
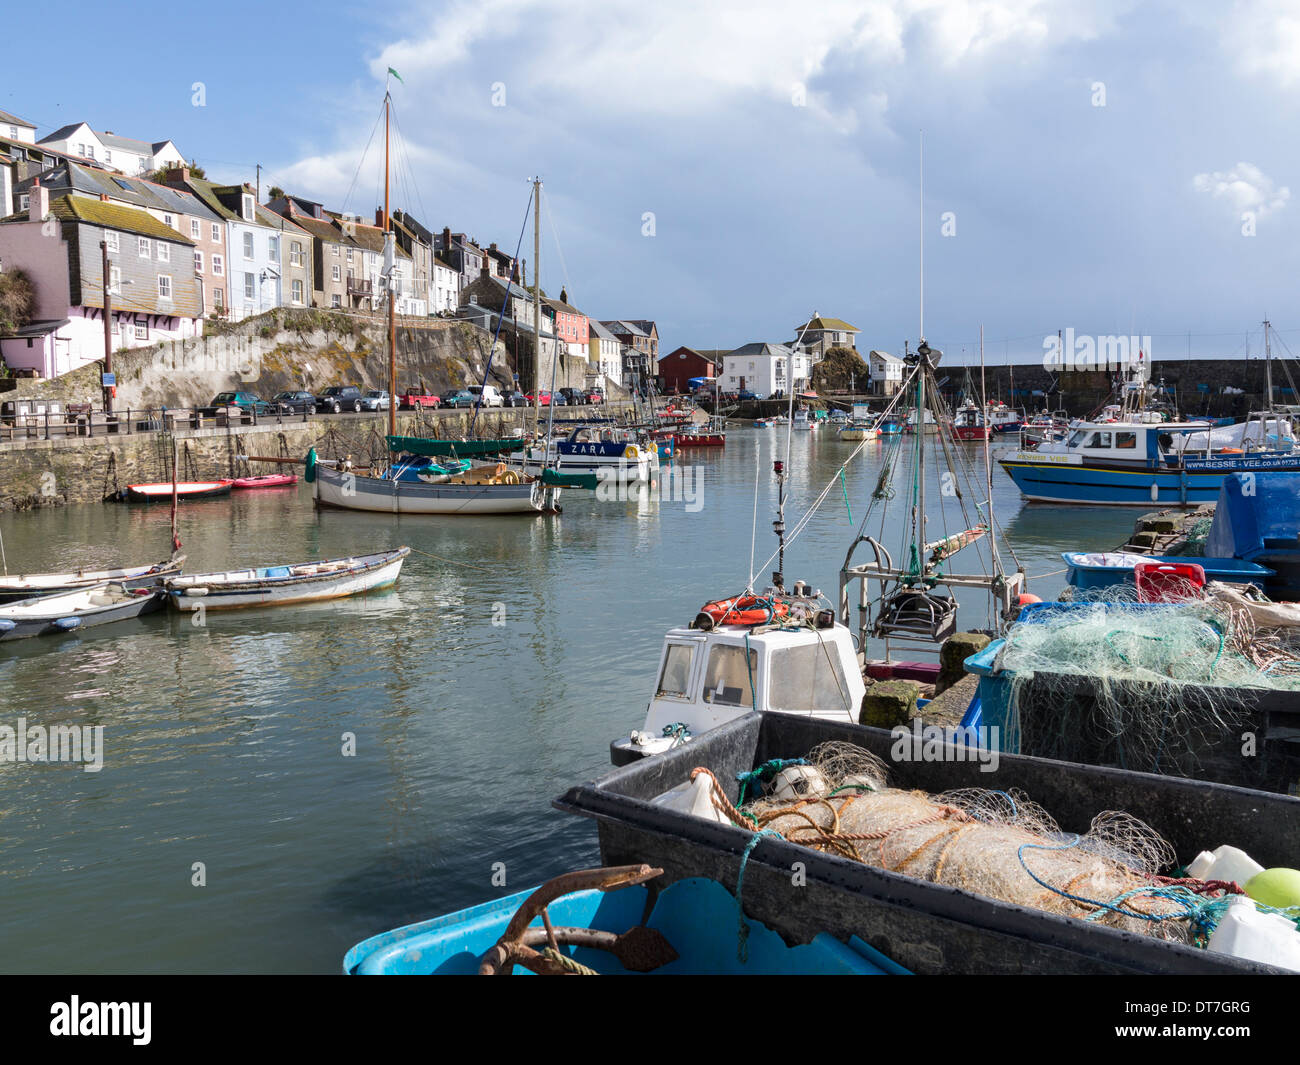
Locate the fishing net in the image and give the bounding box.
[992,600,1300,774]
[703,742,1204,941]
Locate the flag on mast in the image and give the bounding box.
[387,67,403,84]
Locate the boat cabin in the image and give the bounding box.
[613,620,865,761]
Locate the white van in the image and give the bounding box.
[466,385,503,407]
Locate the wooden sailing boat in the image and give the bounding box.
[309,87,556,515]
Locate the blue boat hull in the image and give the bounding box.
[344,877,906,975]
[1001,454,1300,506]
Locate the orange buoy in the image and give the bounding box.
[1018,593,1042,606]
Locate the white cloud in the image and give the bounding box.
[1216,1,1300,89]
[1192,161,1290,218]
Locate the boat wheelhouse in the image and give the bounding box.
[519,424,653,482]
[611,594,865,765]
[1000,417,1300,506]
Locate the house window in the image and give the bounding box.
[138,237,151,258]
[331,294,340,308]
[190,219,200,239]
[194,251,204,273]
[346,248,353,263]
[212,254,224,276]
[332,244,339,256]
[163,213,175,229]
[241,194,254,222]
[134,319,147,340]
[108,265,122,291]
[106,231,119,253]
[290,241,302,266]
[211,223,221,243]
[213,288,224,310]
[268,236,279,263]
[244,273,255,300]
[158,275,172,300]
[156,242,170,263]
[18,193,28,211]
[243,233,254,259]
[292,279,303,303]
[331,264,340,282]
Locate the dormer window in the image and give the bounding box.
[241,194,255,222]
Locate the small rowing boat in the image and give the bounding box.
[0,557,184,604]
[164,547,410,610]
[231,474,298,490]
[0,583,165,641]
[118,481,233,503]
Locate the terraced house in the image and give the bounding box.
[0,183,200,377]
[266,194,357,309]
[15,161,227,318]
[164,174,309,320]
[341,216,417,315]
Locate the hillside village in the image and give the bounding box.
[0,108,899,402]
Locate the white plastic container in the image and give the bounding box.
[1186,845,1265,886]
[1207,896,1300,971]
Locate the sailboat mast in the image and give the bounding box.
[385,92,397,440]
[532,178,542,437]
[1265,317,1274,410]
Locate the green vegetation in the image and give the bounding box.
[811,346,869,393]
[0,269,35,336]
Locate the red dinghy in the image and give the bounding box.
[231,474,299,490]
[120,480,234,503]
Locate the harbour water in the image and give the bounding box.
[0,430,1138,973]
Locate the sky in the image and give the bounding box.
[7,0,1300,365]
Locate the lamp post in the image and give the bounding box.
[101,240,114,415]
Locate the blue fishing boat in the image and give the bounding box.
[1061,551,1272,591]
[1000,417,1300,506]
[344,865,906,975]
[1205,471,1300,598]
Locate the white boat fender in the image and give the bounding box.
[183,588,209,597]
[0,620,14,633]
[54,617,82,630]
[768,764,830,802]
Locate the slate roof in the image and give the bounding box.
[0,109,35,130]
[795,316,859,333]
[45,194,196,243]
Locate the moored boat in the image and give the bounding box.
[0,583,165,641]
[231,474,298,490]
[118,481,233,503]
[164,547,410,610]
[0,557,183,604]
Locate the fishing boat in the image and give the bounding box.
[515,424,653,483]
[0,557,183,604]
[164,547,409,610]
[118,480,233,502]
[985,401,1024,434]
[0,583,164,641]
[950,404,990,442]
[231,474,298,490]
[999,415,1300,506]
[792,408,817,431]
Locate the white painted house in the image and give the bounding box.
[0,109,37,145]
[432,256,459,315]
[869,349,904,395]
[37,123,184,176]
[721,342,810,398]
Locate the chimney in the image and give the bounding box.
[442,226,451,252]
[375,207,384,228]
[100,193,110,202]
[162,165,189,186]
[28,178,48,222]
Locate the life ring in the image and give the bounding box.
[495,461,507,476]
[694,595,789,629]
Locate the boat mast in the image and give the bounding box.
[915,135,927,559]
[532,177,542,438]
[385,90,397,440]
[1265,317,1274,411]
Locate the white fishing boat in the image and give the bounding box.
[792,408,817,431]
[165,548,410,610]
[0,557,183,604]
[311,458,550,515]
[0,583,165,641]
[514,425,653,482]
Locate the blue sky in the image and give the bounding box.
[8,0,1300,364]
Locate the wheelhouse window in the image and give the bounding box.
[655,643,695,699]
[1086,431,1112,448]
[1116,431,1138,450]
[768,645,853,717]
[702,644,757,708]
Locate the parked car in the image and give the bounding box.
[737,389,759,401]
[439,388,464,407]
[466,384,503,408]
[525,391,553,407]
[501,390,529,408]
[443,390,476,409]
[202,391,277,417]
[398,390,440,410]
[273,390,317,415]
[586,390,605,404]
[360,389,391,412]
[316,385,364,413]
[558,387,586,406]
[552,392,569,406]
